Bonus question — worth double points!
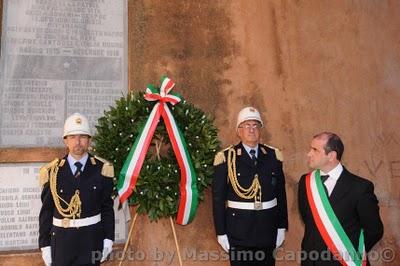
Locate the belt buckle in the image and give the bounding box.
[254,202,262,210]
[61,218,70,228]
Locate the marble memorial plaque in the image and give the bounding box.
[0,0,128,147]
[0,163,129,251]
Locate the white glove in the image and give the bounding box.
[217,234,230,252]
[41,246,52,266]
[276,228,286,247]
[100,239,113,262]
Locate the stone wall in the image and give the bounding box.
[1,0,399,265]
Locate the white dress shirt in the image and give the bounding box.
[242,143,259,158]
[320,163,343,196]
[67,153,89,174]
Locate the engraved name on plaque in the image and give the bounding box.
[0,0,127,147]
[0,163,129,251]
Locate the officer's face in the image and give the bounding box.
[307,137,331,170]
[237,120,261,147]
[64,134,91,159]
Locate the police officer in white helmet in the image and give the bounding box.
[39,113,115,265]
[212,107,288,265]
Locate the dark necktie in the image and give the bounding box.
[74,162,83,178]
[320,174,329,195]
[249,149,257,166]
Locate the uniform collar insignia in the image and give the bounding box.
[237,148,242,156]
[261,147,267,154]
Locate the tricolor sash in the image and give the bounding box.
[117,77,198,225]
[305,170,366,266]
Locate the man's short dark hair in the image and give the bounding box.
[313,132,344,161]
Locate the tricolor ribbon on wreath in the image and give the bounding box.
[117,76,199,225]
[305,169,366,266]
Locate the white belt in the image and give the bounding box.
[227,198,277,210]
[53,214,101,228]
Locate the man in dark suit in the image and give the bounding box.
[39,113,115,266]
[213,107,288,266]
[298,132,383,266]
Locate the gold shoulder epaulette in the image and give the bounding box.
[213,151,225,166]
[39,158,59,188]
[264,144,284,162]
[213,146,232,166]
[94,155,114,178]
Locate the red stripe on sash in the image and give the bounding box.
[305,173,347,266]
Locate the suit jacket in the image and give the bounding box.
[298,167,383,266]
[39,154,115,265]
[212,142,288,248]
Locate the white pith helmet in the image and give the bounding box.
[236,107,263,129]
[63,113,91,138]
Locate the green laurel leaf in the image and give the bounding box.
[93,91,220,221]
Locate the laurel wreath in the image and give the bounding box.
[93,91,220,221]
